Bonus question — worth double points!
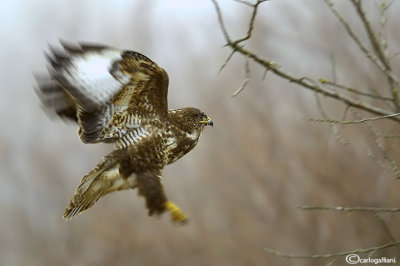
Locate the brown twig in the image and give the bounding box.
[323,0,386,72]
[314,90,349,145]
[218,49,236,73]
[211,0,400,123]
[319,79,394,101]
[232,56,251,96]
[350,0,400,111]
[374,213,400,253]
[305,112,400,125]
[380,134,400,139]
[264,240,400,260]
[230,0,267,46]
[235,45,400,122]
[354,112,400,178]
[297,205,400,212]
[351,0,389,68]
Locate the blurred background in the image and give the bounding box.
[1,0,400,265]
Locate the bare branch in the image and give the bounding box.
[211,0,266,46]
[354,112,400,178]
[211,0,232,44]
[380,134,400,139]
[232,56,250,96]
[319,79,394,101]
[389,51,400,61]
[341,105,351,121]
[297,205,400,212]
[374,213,400,253]
[314,91,349,145]
[218,49,236,73]
[350,0,400,110]
[232,44,400,122]
[212,1,400,262]
[212,0,400,122]
[323,0,385,72]
[378,1,389,56]
[305,112,400,125]
[262,68,268,80]
[232,0,254,7]
[264,240,400,260]
[324,0,400,111]
[231,0,266,45]
[351,0,389,67]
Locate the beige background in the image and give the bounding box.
[1,0,400,265]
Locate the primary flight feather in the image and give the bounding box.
[36,41,213,224]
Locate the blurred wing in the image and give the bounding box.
[36,41,169,144]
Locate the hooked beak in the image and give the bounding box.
[200,116,213,127]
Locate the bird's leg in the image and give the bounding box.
[136,171,188,224]
[165,201,188,224]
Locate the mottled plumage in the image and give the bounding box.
[36,41,213,224]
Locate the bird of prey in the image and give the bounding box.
[35,41,213,224]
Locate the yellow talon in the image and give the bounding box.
[165,201,188,224]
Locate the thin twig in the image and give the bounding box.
[264,240,400,259]
[211,0,400,122]
[378,1,388,57]
[351,0,389,67]
[380,134,400,139]
[341,105,351,121]
[232,0,254,7]
[350,0,400,111]
[324,0,400,111]
[211,0,232,43]
[218,49,236,73]
[232,56,251,96]
[319,79,393,101]
[389,51,400,61]
[306,112,400,125]
[354,112,400,178]
[231,0,267,46]
[329,54,337,83]
[297,205,400,212]
[323,0,386,72]
[238,45,400,122]
[326,257,339,266]
[374,213,400,253]
[314,91,349,145]
[210,0,400,122]
[262,68,268,80]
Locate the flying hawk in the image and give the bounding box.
[35,41,213,224]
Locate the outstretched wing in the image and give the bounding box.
[36,41,169,144]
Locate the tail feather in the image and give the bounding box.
[63,153,137,220]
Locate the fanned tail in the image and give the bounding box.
[63,151,135,220]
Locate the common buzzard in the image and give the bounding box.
[36,41,213,224]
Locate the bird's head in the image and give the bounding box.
[168,107,213,134]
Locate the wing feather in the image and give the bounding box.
[63,152,138,220]
[49,44,130,111]
[36,41,170,145]
[119,51,169,119]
